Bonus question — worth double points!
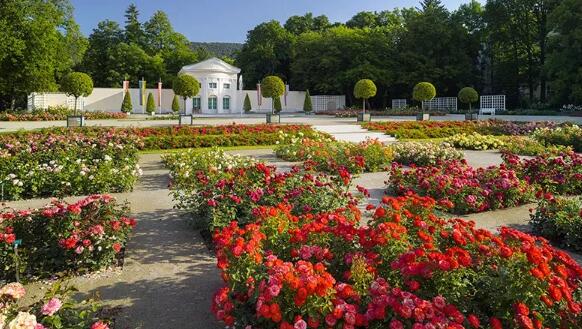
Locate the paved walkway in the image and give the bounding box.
[313,124,397,143]
[1,113,581,132]
[8,154,222,329]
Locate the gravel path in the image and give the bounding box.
[6,154,222,329]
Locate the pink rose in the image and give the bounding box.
[41,298,62,316]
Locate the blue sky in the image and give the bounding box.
[71,0,476,43]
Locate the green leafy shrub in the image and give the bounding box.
[273,96,282,113]
[499,136,572,156]
[303,90,312,113]
[458,87,479,112]
[60,72,94,115]
[121,90,133,113]
[171,95,180,113]
[354,79,377,112]
[531,196,582,251]
[261,76,285,113]
[146,92,156,114]
[173,74,200,112]
[413,82,436,111]
[243,93,252,113]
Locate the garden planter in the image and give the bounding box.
[66,115,85,127]
[465,113,479,121]
[266,113,280,124]
[357,113,371,122]
[416,113,430,121]
[179,114,193,126]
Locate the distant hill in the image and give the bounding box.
[189,42,243,57]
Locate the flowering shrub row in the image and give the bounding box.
[0,129,141,200]
[0,195,135,281]
[503,151,582,195]
[499,136,572,156]
[446,133,505,150]
[530,195,582,252]
[533,125,582,152]
[274,132,393,173]
[1,282,111,329]
[362,120,559,139]
[163,148,361,230]
[212,193,582,328]
[389,160,533,214]
[392,142,464,166]
[315,108,447,117]
[0,109,128,121]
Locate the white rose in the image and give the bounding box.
[8,312,37,329]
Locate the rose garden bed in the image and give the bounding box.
[165,149,582,329]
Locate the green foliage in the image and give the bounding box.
[303,90,313,113]
[60,72,94,99]
[121,90,133,113]
[261,76,285,99]
[413,82,437,103]
[146,92,156,114]
[273,96,282,113]
[531,197,582,251]
[172,94,180,113]
[0,0,87,109]
[546,0,582,105]
[354,79,377,100]
[458,87,479,111]
[243,94,252,113]
[173,74,200,101]
[284,13,331,35]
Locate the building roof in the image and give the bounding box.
[180,57,241,75]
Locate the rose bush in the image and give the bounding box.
[274,132,393,173]
[532,125,582,152]
[0,129,141,200]
[211,194,582,329]
[0,195,135,281]
[499,136,572,156]
[446,133,505,150]
[388,160,533,214]
[503,151,582,195]
[392,142,464,166]
[163,148,361,230]
[0,107,128,121]
[0,282,111,329]
[530,195,582,251]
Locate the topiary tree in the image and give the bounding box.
[146,92,156,114]
[273,96,282,113]
[173,74,200,114]
[171,95,180,113]
[243,93,252,113]
[303,90,313,113]
[121,90,133,113]
[60,72,93,115]
[261,76,285,114]
[354,79,377,114]
[413,82,437,113]
[458,87,479,112]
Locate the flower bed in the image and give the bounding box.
[0,110,127,121]
[446,132,505,150]
[0,129,141,200]
[362,120,559,139]
[388,160,533,214]
[530,195,582,251]
[274,132,393,173]
[1,282,111,329]
[0,195,135,281]
[533,125,582,152]
[499,136,572,156]
[392,142,464,166]
[315,108,447,117]
[503,151,582,195]
[212,194,582,328]
[163,148,360,230]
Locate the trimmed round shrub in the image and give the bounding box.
[261,76,285,99]
[60,72,94,114]
[413,82,436,102]
[353,79,377,100]
[458,87,479,111]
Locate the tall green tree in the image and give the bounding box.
[81,20,124,87]
[124,4,144,46]
[0,0,85,109]
[285,13,331,35]
[546,0,582,104]
[236,21,294,87]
